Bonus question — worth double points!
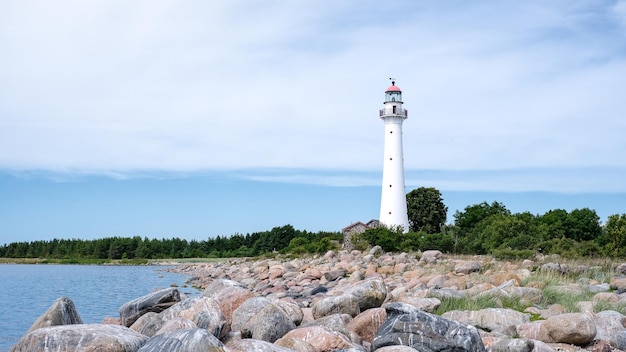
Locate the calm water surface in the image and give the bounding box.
[0,264,199,351]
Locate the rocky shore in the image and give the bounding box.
[10,248,626,352]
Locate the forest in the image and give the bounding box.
[2,188,625,260]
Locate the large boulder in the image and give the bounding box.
[312,279,386,318]
[250,303,297,343]
[442,308,529,336]
[129,312,166,337]
[231,297,272,332]
[371,302,486,351]
[161,296,229,339]
[537,312,596,345]
[137,328,227,352]
[593,310,626,348]
[277,326,364,351]
[25,296,82,334]
[119,287,181,327]
[346,307,387,343]
[10,324,147,352]
[210,285,254,325]
[226,338,298,352]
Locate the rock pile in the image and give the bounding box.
[10,249,626,351]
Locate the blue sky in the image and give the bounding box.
[1,1,625,244]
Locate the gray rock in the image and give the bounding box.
[442,308,529,336]
[119,287,181,327]
[10,324,147,352]
[374,347,420,352]
[369,245,384,257]
[231,297,272,332]
[274,299,304,326]
[25,296,82,334]
[137,328,227,352]
[312,279,387,318]
[487,338,534,352]
[371,302,486,351]
[419,250,443,264]
[324,269,348,281]
[594,310,626,348]
[250,303,296,343]
[301,314,351,338]
[154,317,197,335]
[616,330,626,350]
[541,262,568,274]
[161,296,229,339]
[455,261,481,274]
[129,312,165,337]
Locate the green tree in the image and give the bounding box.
[565,208,601,242]
[406,187,448,234]
[454,201,510,237]
[605,214,626,256]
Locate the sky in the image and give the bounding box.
[1,1,625,244]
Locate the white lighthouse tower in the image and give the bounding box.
[379,79,410,232]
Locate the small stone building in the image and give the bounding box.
[342,219,379,251]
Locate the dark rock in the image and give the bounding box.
[119,287,181,327]
[25,296,82,334]
[311,286,328,295]
[10,324,147,352]
[488,338,534,352]
[137,328,227,352]
[371,302,486,352]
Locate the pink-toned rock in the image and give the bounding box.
[269,265,286,280]
[488,272,521,286]
[102,317,121,325]
[346,307,387,343]
[154,317,196,335]
[593,292,620,303]
[516,321,542,339]
[212,286,255,325]
[537,313,596,345]
[610,276,626,290]
[303,268,322,280]
[393,263,407,274]
[427,274,447,289]
[277,326,360,351]
[274,337,317,352]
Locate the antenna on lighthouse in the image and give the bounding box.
[389,77,396,85]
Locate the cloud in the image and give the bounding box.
[0,1,624,186]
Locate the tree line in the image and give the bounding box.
[358,187,626,259]
[2,187,625,260]
[0,225,342,260]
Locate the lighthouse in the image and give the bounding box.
[379,79,410,232]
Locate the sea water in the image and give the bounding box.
[0,264,199,351]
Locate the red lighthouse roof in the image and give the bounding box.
[386,85,401,92]
[386,79,402,92]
